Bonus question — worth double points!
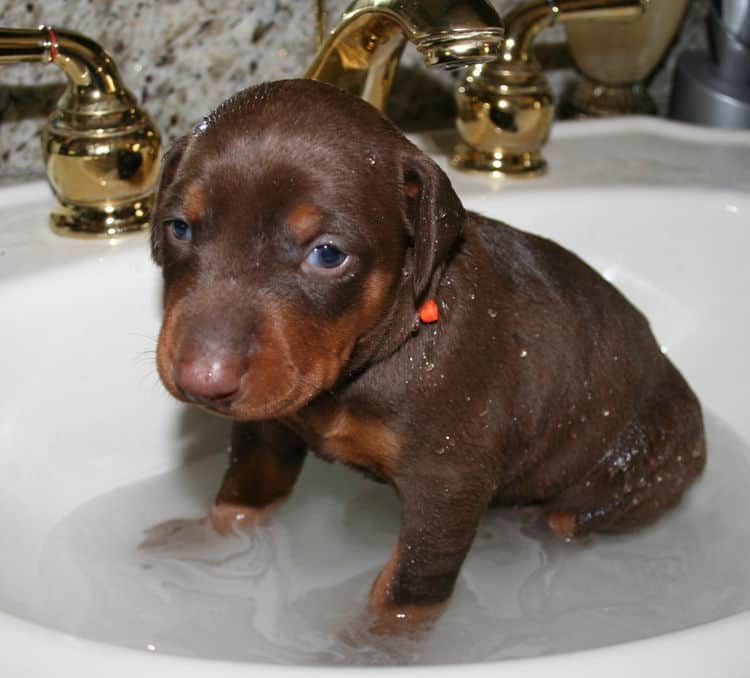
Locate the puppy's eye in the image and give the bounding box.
[167,219,192,242]
[306,243,348,269]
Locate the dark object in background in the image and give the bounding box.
[670,0,750,128]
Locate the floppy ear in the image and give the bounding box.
[401,149,465,302]
[151,134,190,265]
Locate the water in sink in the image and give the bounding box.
[37,411,750,665]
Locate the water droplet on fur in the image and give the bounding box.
[602,409,611,417]
[520,349,528,358]
[487,309,497,318]
[194,118,209,134]
[367,153,376,165]
[424,361,435,372]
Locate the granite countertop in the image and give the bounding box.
[0,0,712,183]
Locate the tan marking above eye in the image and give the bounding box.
[286,203,323,243]
[183,184,206,224]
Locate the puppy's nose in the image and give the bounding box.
[174,349,247,405]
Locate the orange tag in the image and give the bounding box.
[419,299,439,323]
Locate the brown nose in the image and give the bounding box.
[174,347,248,405]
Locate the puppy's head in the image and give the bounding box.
[152,79,464,420]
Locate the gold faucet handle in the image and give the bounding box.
[452,0,645,177]
[0,26,161,237]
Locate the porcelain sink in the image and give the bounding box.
[1,118,749,677]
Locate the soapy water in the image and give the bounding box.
[38,412,750,665]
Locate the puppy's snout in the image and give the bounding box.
[174,345,248,406]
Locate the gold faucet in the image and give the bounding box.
[451,0,647,177]
[306,0,505,112]
[0,26,161,237]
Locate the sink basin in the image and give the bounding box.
[1,117,749,677]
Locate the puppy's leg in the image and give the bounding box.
[368,480,491,634]
[546,369,706,539]
[210,421,307,535]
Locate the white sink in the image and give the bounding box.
[1,118,749,677]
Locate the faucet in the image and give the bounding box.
[451,0,647,177]
[305,0,505,112]
[0,26,161,237]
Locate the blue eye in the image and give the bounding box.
[169,219,192,241]
[306,243,348,269]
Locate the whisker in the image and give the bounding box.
[128,332,159,343]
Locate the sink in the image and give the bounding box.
[1,117,749,677]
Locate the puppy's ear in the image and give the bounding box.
[151,134,190,266]
[401,150,465,301]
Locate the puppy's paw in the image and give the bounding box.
[546,511,578,540]
[366,556,448,636]
[209,500,282,536]
[366,599,446,637]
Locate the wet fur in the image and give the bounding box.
[151,79,706,629]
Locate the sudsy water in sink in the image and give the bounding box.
[37,412,750,665]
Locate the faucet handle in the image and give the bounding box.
[0,26,161,237]
[451,0,645,177]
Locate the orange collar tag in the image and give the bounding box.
[419,299,439,324]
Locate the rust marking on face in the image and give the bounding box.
[157,258,397,424]
[231,266,394,420]
[231,296,356,419]
[155,277,193,401]
[286,203,323,244]
[183,183,206,224]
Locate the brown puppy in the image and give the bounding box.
[151,79,706,631]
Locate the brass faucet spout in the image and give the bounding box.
[305,0,504,111]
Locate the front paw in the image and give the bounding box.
[368,565,447,636]
[209,498,284,536]
[366,597,447,637]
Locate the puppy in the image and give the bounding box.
[151,79,706,632]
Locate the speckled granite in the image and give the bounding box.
[0,0,709,180]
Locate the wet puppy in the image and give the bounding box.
[151,79,706,632]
